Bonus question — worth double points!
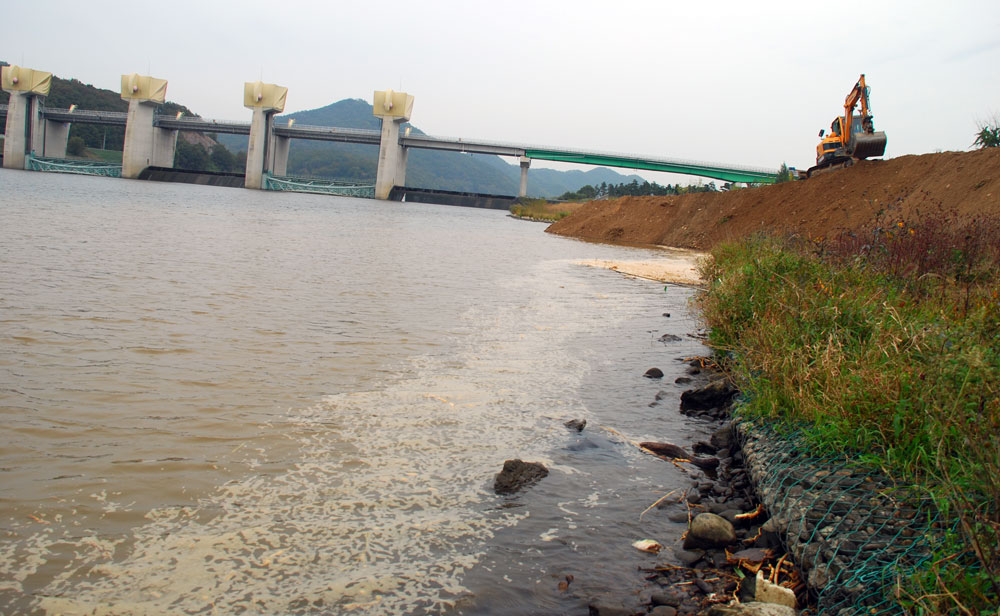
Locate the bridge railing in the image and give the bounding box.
[41,107,128,125]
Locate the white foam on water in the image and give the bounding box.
[21,262,617,615]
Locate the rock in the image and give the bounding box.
[667,511,690,523]
[659,333,683,342]
[672,548,703,566]
[493,459,548,495]
[649,607,677,616]
[644,367,664,379]
[692,440,715,455]
[710,422,734,450]
[706,602,797,616]
[680,379,738,411]
[675,376,692,384]
[564,419,587,432]
[755,570,797,608]
[588,600,635,616]
[663,312,671,317]
[807,565,829,589]
[684,513,737,549]
[693,577,713,594]
[650,590,683,607]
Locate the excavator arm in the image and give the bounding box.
[841,74,874,144]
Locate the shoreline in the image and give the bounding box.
[574,247,706,287]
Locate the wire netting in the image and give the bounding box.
[264,174,374,198]
[26,155,122,177]
[735,417,954,615]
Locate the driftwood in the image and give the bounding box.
[639,441,720,471]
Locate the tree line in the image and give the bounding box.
[557,179,721,201]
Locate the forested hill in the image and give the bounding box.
[220,98,647,197]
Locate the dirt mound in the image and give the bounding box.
[546,148,1000,250]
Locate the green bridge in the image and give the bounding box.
[523,148,778,185]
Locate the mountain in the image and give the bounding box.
[218,98,646,197]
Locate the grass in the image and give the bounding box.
[509,198,585,222]
[696,204,1000,614]
[83,148,123,163]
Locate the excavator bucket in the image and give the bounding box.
[851,131,887,159]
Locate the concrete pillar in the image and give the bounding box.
[395,146,409,189]
[122,99,157,178]
[245,107,273,189]
[120,73,169,179]
[372,89,414,200]
[269,134,290,177]
[375,117,404,199]
[518,156,531,197]
[2,66,52,169]
[3,92,33,169]
[243,81,287,189]
[44,119,70,158]
[152,128,178,168]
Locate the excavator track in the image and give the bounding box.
[806,157,853,178]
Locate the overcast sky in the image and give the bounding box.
[4,0,999,180]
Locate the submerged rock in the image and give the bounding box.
[644,367,665,379]
[564,418,587,432]
[493,459,549,495]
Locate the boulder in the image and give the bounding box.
[684,513,737,549]
[644,367,665,379]
[710,422,734,451]
[680,379,738,411]
[564,419,587,432]
[493,459,548,495]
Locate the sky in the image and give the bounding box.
[4,0,1000,182]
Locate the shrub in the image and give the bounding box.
[67,136,86,156]
[973,115,1000,149]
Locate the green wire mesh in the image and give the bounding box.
[26,154,122,177]
[264,174,375,198]
[735,417,953,615]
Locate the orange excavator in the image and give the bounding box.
[807,74,887,177]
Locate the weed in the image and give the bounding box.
[698,207,1000,612]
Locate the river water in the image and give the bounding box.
[0,169,710,615]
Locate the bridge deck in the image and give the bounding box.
[10,105,778,184]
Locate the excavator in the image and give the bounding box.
[806,74,887,177]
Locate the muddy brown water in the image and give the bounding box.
[0,169,711,615]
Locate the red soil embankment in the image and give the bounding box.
[546,148,1000,250]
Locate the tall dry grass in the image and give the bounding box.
[697,204,1000,613]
